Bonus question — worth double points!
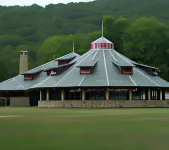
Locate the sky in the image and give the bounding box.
[0,0,94,7]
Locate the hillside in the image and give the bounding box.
[0,0,169,81]
[0,0,169,38]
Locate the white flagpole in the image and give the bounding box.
[102,20,104,37]
[73,41,75,53]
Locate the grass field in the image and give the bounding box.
[0,108,169,150]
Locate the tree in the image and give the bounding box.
[0,59,8,82]
[122,17,169,80]
[104,16,129,52]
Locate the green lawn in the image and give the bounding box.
[0,108,169,150]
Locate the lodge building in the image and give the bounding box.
[0,35,169,107]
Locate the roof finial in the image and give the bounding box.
[73,41,75,53]
[102,20,104,37]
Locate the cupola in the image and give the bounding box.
[90,37,114,50]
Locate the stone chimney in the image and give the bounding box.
[19,51,28,74]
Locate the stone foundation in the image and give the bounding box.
[38,100,169,108]
[10,97,30,107]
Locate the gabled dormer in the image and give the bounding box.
[55,53,76,66]
[44,62,76,76]
[112,61,135,75]
[77,60,98,75]
[22,68,42,80]
[133,63,160,76]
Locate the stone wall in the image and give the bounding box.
[38,100,169,108]
[10,97,30,107]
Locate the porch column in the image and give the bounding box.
[46,89,49,101]
[129,89,132,101]
[106,88,109,100]
[61,89,64,101]
[40,89,42,101]
[4,98,7,107]
[160,89,163,100]
[82,89,86,101]
[148,88,151,100]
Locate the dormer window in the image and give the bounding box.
[58,60,68,66]
[112,60,135,75]
[153,70,159,76]
[77,60,98,75]
[46,69,58,76]
[80,67,91,74]
[45,61,76,76]
[24,74,34,80]
[56,54,76,66]
[22,68,42,81]
[133,63,160,76]
[121,67,133,75]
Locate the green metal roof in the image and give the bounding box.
[55,53,77,61]
[112,60,135,67]
[0,47,168,91]
[77,60,98,67]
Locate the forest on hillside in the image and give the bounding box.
[0,0,169,81]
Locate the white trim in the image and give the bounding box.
[55,51,95,86]
[79,75,86,86]
[129,76,137,86]
[135,68,159,86]
[91,48,113,51]
[13,78,25,89]
[102,20,104,37]
[103,50,109,86]
[92,50,99,60]
[31,76,51,88]
[109,50,117,61]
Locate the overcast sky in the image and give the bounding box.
[0,0,94,7]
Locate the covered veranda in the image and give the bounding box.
[39,87,164,101]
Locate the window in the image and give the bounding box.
[24,74,33,80]
[153,70,158,76]
[46,69,58,76]
[58,57,75,66]
[109,89,129,100]
[80,68,91,74]
[121,67,133,75]
[86,89,105,100]
[58,60,67,66]
[64,89,82,100]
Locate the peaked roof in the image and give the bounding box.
[55,52,77,61]
[92,37,113,44]
[22,68,43,75]
[0,39,169,91]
